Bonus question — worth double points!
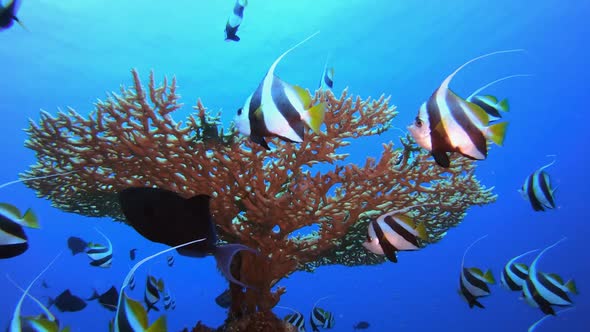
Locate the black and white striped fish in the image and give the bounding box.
[458,235,496,309]
[407,50,522,167]
[234,31,326,150]
[310,307,335,331]
[522,238,577,315]
[86,229,113,268]
[112,239,205,332]
[464,74,530,122]
[318,56,334,90]
[0,203,39,259]
[284,311,306,332]
[520,159,557,211]
[167,255,174,267]
[144,275,164,312]
[501,249,538,291]
[225,0,247,42]
[362,206,428,263]
[163,291,174,310]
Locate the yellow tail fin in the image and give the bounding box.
[486,122,508,146]
[306,102,326,134]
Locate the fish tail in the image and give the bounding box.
[145,316,167,332]
[21,208,40,229]
[485,122,508,146]
[565,279,578,295]
[305,102,326,134]
[498,98,509,112]
[415,222,428,241]
[87,289,100,301]
[483,269,496,284]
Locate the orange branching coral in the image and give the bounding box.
[22,70,496,318]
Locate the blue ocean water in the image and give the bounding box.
[1,0,589,331]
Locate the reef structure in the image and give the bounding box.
[22,70,496,331]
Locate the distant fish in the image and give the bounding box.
[310,307,334,331]
[129,248,137,261]
[465,74,531,122]
[41,280,50,288]
[163,290,174,310]
[407,50,522,167]
[67,236,88,255]
[362,205,428,263]
[528,307,575,332]
[0,202,39,259]
[48,289,87,313]
[353,321,370,330]
[458,235,496,309]
[522,238,577,315]
[284,310,306,332]
[234,31,326,150]
[501,249,539,291]
[318,56,334,90]
[520,158,557,212]
[88,285,119,312]
[144,274,164,312]
[215,289,231,309]
[167,255,174,267]
[119,187,257,288]
[128,273,135,290]
[111,239,205,332]
[225,0,247,42]
[8,252,62,332]
[85,228,113,268]
[0,0,26,31]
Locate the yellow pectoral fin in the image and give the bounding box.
[145,315,168,332]
[306,102,326,134]
[293,85,312,107]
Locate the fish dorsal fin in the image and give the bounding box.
[539,155,557,172]
[115,238,206,331]
[393,214,415,228]
[441,49,525,91]
[94,227,112,250]
[293,85,312,108]
[530,237,567,277]
[6,275,57,322]
[515,263,529,273]
[9,251,62,332]
[0,170,79,190]
[462,235,488,269]
[267,31,320,77]
[312,295,333,310]
[546,273,564,285]
[466,74,532,100]
[508,248,539,266]
[469,267,484,276]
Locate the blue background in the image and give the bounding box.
[1,0,588,331]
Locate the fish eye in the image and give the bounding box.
[237,108,243,116]
[415,117,423,128]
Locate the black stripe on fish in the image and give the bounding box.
[371,220,398,262]
[310,307,326,331]
[537,272,572,304]
[503,267,522,291]
[526,174,545,211]
[470,96,502,119]
[537,172,556,208]
[446,91,487,159]
[510,263,528,280]
[384,215,420,248]
[459,277,484,308]
[90,254,112,267]
[463,268,491,294]
[526,277,555,315]
[426,92,453,167]
[285,312,305,331]
[271,78,305,142]
[0,214,28,258]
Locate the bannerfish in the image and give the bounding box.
[167,255,174,267]
[225,0,247,42]
[310,307,335,331]
[284,310,306,332]
[111,238,205,332]
[163,290,174,310]
[119,187,257,288]
[144,275,164,312]
[528,307,575,332]
[8,252,62,332]
[88,285,119,312]
[234,31,326,150]
[67,236,88,256]
[407,50,522,167]
[519,158,557,211]
[86,228,113,268]
[464,74,531,122]
[362,205,428,263]
[522,238,577,315]
[0,0,25,31]
[458,235,496,309]
[129,248,137,261]
[48,289,87,313]
[0,203,39,259]
[215,289,232,309]
[353,321,370,330]
[501,249,539,291]
[318,56,334,90]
